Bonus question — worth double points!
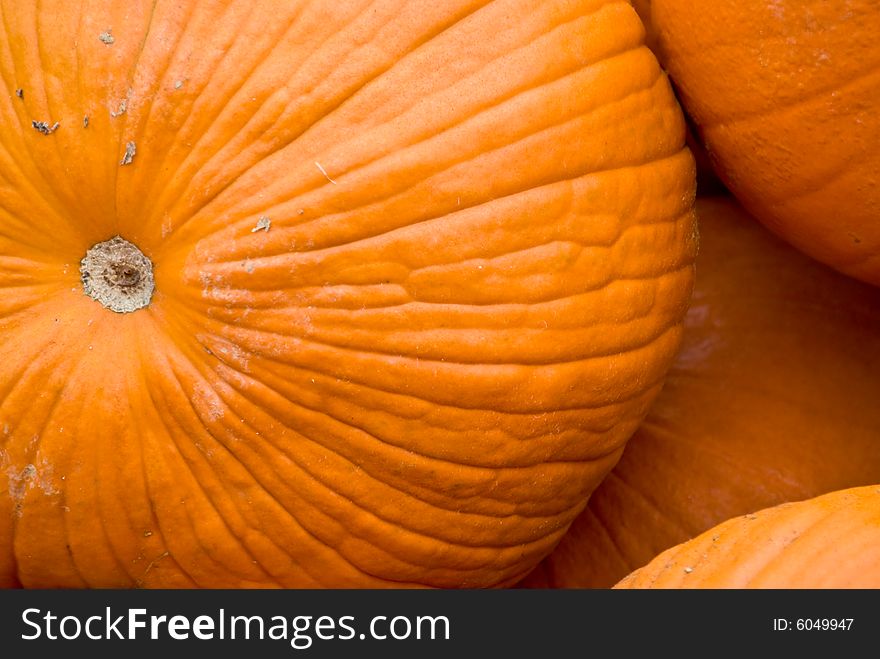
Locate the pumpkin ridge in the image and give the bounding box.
[137,1,491,239]
[125,329,629,568]
[129,321,455,588]
[745,504,841,588]
[196,3,637,200]
[697,49,880,130]
[211,342,646,443]
[109,0,163,215]
[89,406,159,589]
[114,390,200,590]
[107,434,196,588]
[188,2,493,187]
[185,291,689,367]
[140,386,324,589]
[208,355,656,468]
[0,8,113,239]
[36,401,93,590]
[4,309,217,588]
[136,441,286,589]
[6,384,71,582]
[220,0,622,198]
[177,228,693,360]
[177,177,688,336]
[150,390,552,584]
[134,354,296,588]
[257,432,580,554]
[28,7,72,205]
[159,41,663,256]
[150,3,657,255]
[182,319,679,415]
[129,0,293,221]
[233,156,689,277]
[30,26,59,176]
[6,315,130,586]
[181,149,690,280]
[141,411,402,589]
[0,144,73,248]
[702,70,880,210]
[761,148,874,227]
[184,341,631,475]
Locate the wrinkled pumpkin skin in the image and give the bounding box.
[649,0,880,286]
[521,196,880,588]
[0,1,696,588]
[615,485,880,588]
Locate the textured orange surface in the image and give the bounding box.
[0,1,696,587]
[651,0,880,285]
[521,196,880,588]
[615,485,880,588]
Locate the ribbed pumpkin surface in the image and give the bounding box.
[0,1,696,587]
[651,0,880,285]
[521,196,880,588]
[615,485,880,588]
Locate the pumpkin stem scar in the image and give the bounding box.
[80,236,154,313]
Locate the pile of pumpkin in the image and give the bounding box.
[0,0,877,589]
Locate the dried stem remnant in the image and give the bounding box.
[80,236,154,313]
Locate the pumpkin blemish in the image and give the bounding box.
[120,141,136,165]
[31,120,59,135]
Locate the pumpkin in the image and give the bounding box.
[520,196,880,588]
[614,485,880,588]
[0,1,696,587]
[648,0,880,286]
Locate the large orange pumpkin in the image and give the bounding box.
[0,1,696,587]
[521,196,880,588]
[649,0,880,286]
[615,485,880,588]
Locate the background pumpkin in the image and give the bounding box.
[648,0,880,286]
[615,485,880,588]
[520,196,880,588]
[0,0,696,588]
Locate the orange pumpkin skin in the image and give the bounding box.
[650,0,880,286]
[520,196,880,588]
[0,1,696,588]
[615,485,880,588]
